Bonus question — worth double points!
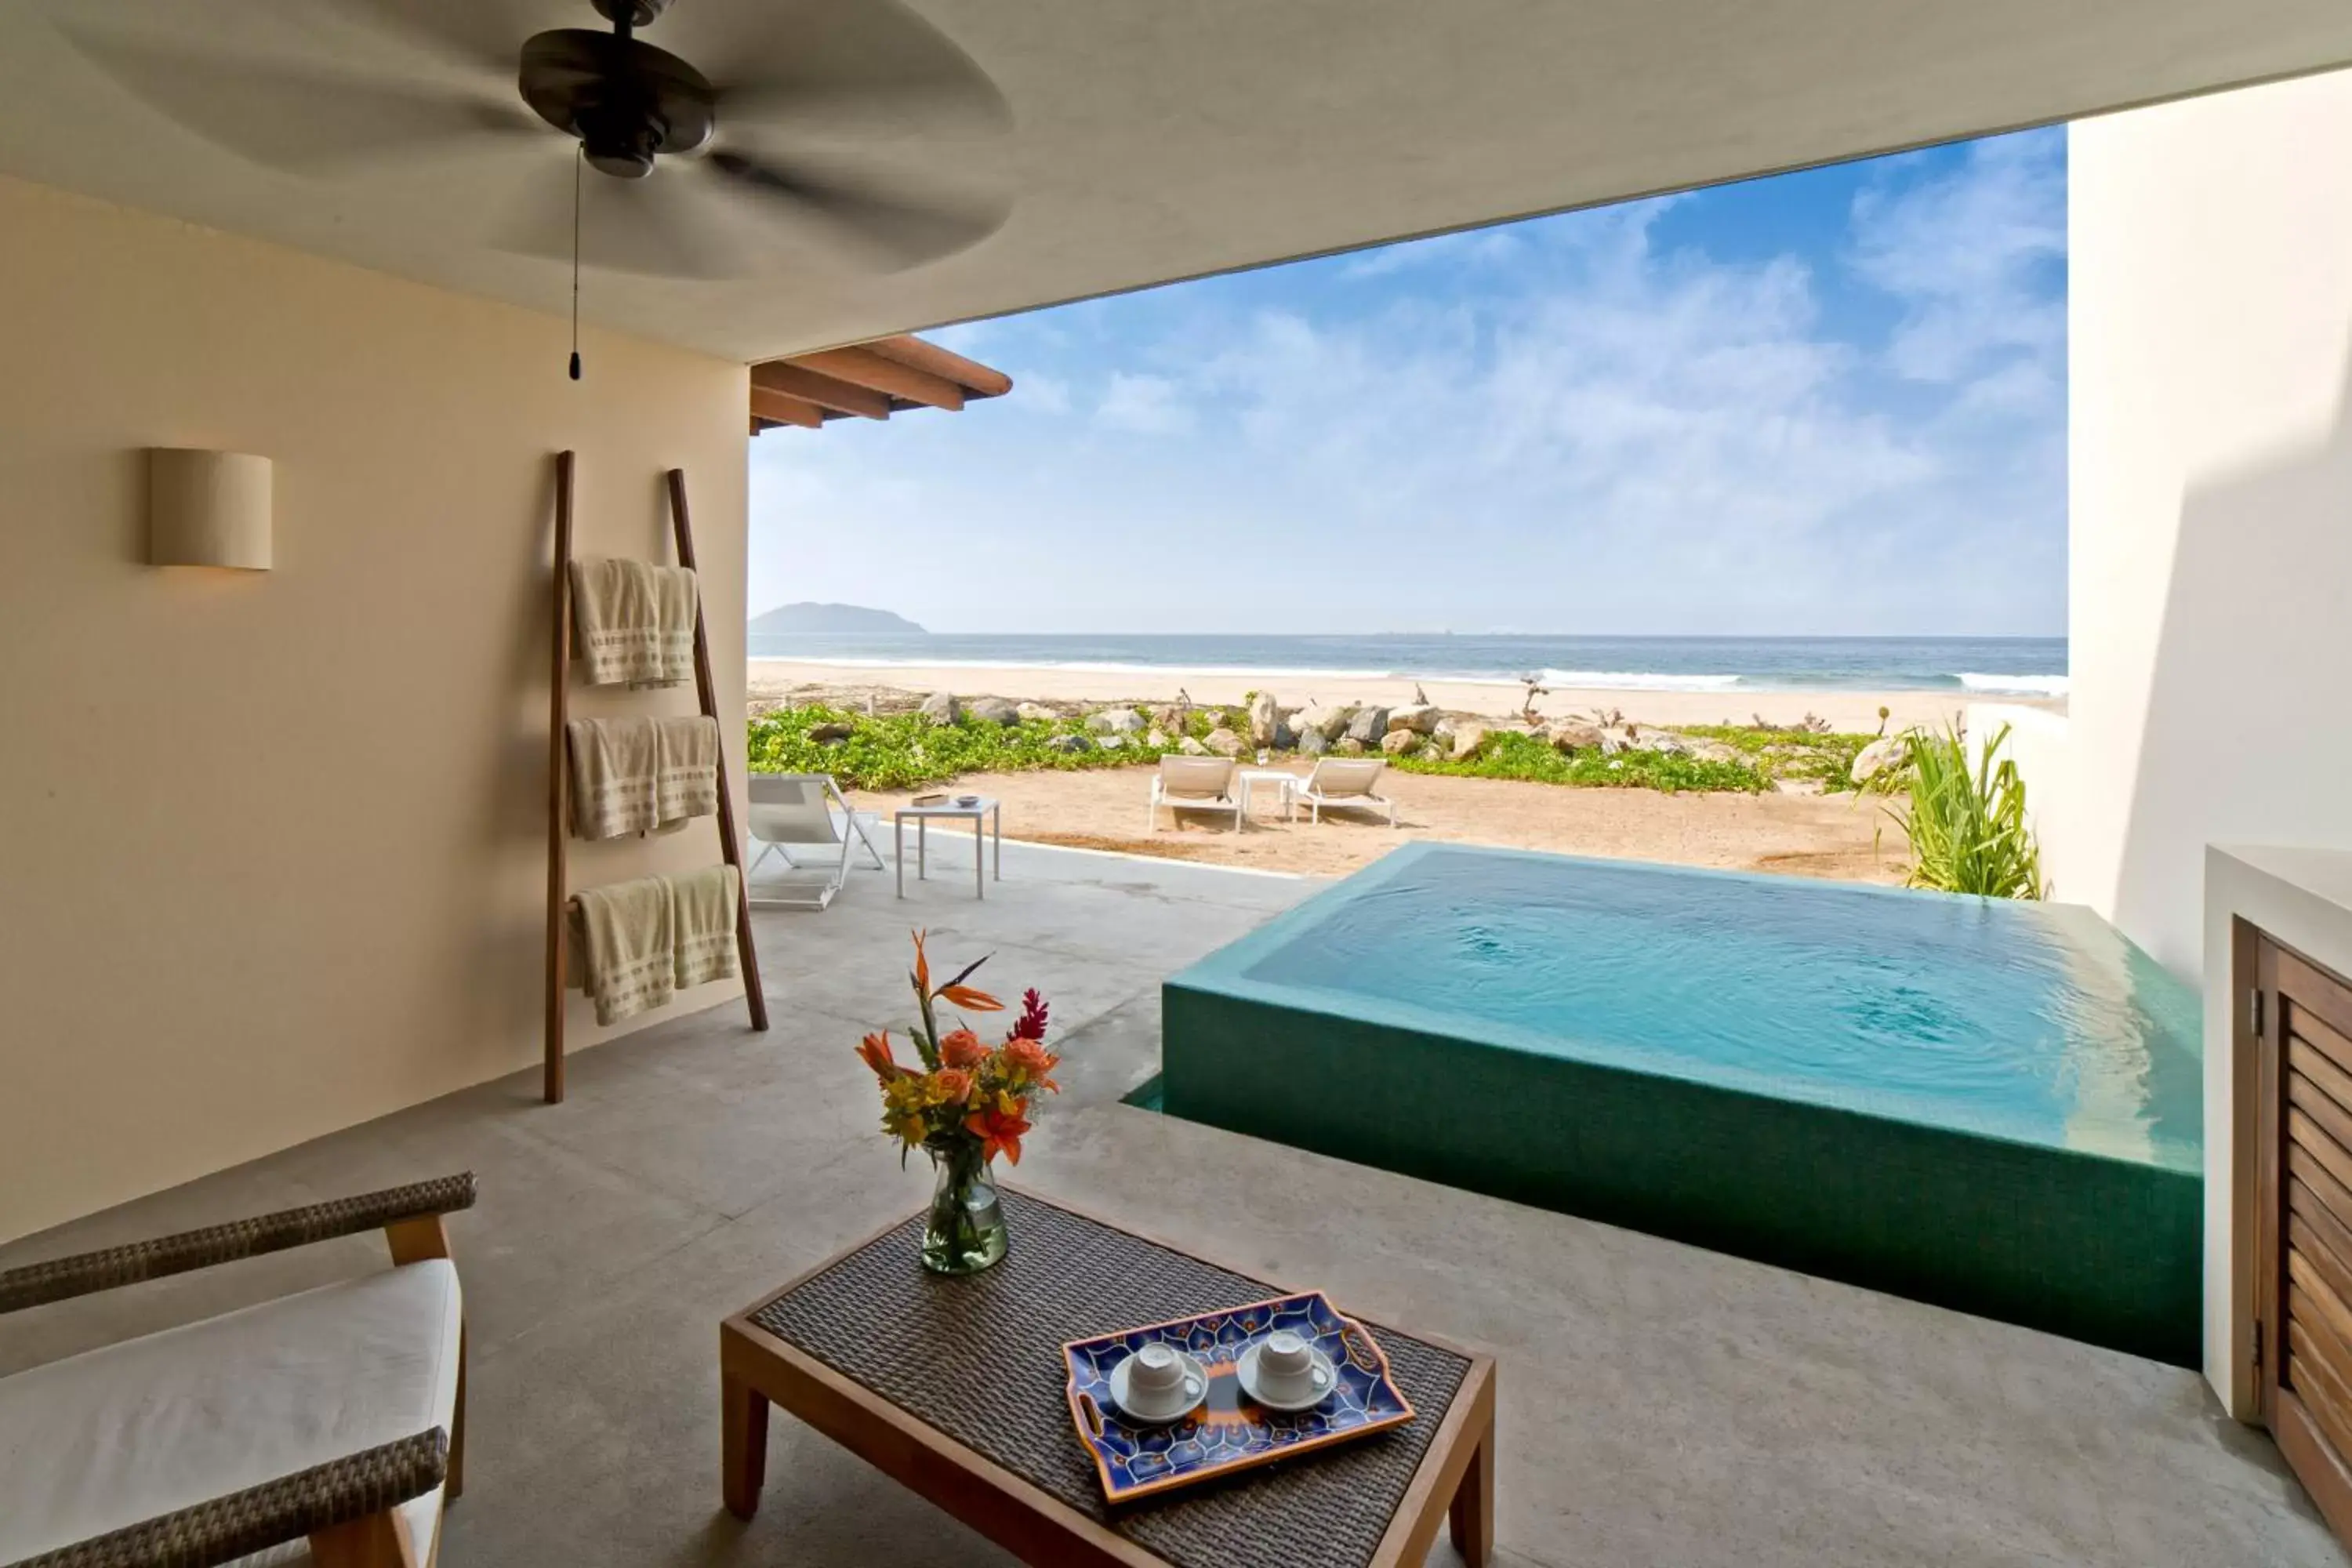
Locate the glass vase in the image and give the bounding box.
[921,1138,1007,1276]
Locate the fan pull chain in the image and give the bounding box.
[568,147,583,382]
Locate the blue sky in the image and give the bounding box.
[747,127,2066,637]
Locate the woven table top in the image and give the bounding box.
[750,1191,1472,1568]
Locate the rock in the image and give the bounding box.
[1449,723,1489,761]
[1015,702,1059,724]
[1547,720,1606,752]
[1204,727,1246,757]
[966,696,1020,726]
[1852,735,1909,784]
[1598,731,1630,756]
[1098,734,1126,750]
[1178,736,1209,756]
[1087,707,1145,735]
[1334,737,1367,757]
[1381,728,1419,756]
[1273,719,1298,750]
[1345,706,1390,745]
[808,721,855,744]
[1149,703,1189,733]
[917,691,960,725]
[1298,703,1352,742]
[1247,691,1279,746]
[1388,702,1440,735]
[1145,729,1170,749]
[1637,731,1690,756]
[1691,741,1742,764]
[1297,728,1330,757]
[1044,733,1092,754]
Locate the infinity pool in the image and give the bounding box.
[1160,844,2202,1362]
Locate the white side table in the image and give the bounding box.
[895,797,1002,898]
[1238,770,1301,822]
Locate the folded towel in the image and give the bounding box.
[654,715,720,826]
[650,565,699,688]
[567,875,675,1026]
[567,717,662,840]
[569,558,699,687]
[671,864,741,989]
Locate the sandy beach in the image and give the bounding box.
[746,658,2056,733]
[845,767,1904,884]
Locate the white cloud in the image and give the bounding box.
[1850,133,2065,383]
[1094,372,1192,434]
[748,132,2066,636]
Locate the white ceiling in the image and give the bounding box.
[4,0,2350,363]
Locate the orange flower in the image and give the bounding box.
[941,1029,987,1069]
[1000,1036,1062,1092]
[855,1031,903,1081]
[964,1105,1033,1165]
[931,1067,975,1105]
[910,929,931,994]
[939,983,1003,1012]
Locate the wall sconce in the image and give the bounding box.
[149,449,271,571]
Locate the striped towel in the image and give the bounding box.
[567,875,675,1025]
[671,865,741,989]
[569,558,699,687]
[655,715,720,826]
[567,717,661,840]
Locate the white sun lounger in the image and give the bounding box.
[1296,757,1398,826]
[1147,755,1245,833]
[746,772,887,909]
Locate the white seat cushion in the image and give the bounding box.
[0,1259,461,1565]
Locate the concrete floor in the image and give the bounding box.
[2,837,2342,1567]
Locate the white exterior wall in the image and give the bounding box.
[2065,75,2352,985]
[2069,72,2352,1412]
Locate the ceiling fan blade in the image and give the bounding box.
[494,160,760,281]
[699,0,1011,138]
[62,29,536,173]
[314,0,543,74]
[705,151,1007,270]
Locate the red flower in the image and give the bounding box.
[964,1105,1033,1165]
[1009,989,1050,1042]
[941,1029,987,1069]
[855,1031,903,1081]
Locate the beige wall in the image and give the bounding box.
[0,176,752,1243]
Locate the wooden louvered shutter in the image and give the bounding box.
[2257,935,2352,1543]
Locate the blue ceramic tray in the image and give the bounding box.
[1060,1290,1416,1503]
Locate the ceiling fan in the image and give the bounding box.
[57,0,1012,289]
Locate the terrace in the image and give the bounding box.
[0,846,2337,1565]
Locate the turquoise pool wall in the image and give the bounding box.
[1161,844,2203,1366]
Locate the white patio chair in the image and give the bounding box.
[1296,757,1398,826]
[1146,755,1244,833]
[746,772,887,909]
[0,1174,476,1568]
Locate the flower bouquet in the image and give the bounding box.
[856,931,1061,1275]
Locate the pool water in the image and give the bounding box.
[1162,843,2205,1363]
[1239,846,2201,1171]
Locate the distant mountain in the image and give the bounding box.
[747,602,927,636]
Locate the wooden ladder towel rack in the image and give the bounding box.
[543,453,768,1104]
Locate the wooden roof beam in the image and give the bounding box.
[752,361,895,420]
[749,387,828,429]
[865,335,1014,399]
[789,347,968,412]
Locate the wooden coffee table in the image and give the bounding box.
[720,1191,1496,1568]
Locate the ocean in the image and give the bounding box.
[742,633,2068,697]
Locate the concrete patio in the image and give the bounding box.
[0,839,2339,1567]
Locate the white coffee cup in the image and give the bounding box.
[1128,1344,1187,1402]
[1261,1335,1317,1382]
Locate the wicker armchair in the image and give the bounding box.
[0,1174,477,1568]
